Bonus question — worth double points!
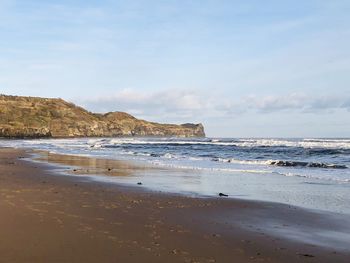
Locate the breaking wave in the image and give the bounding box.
[1,137,349,183]
[212,158,347,169]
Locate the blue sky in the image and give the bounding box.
[1,0,349,137]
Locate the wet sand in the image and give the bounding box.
[0,148,349,262]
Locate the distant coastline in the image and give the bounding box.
[0,95,205,138]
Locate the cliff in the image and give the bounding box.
[0,95,205,138]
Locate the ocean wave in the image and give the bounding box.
[3,137,350,150]
[211,157,266,165]
[98,138,350,149]
[234,139,350,149]
[274,172,350,183]
[119,150,180,159]
[105,150,152,157]
[267,160,347,169]
[148,160,273,174]
[88,142,350,170]
[147,160,350,183]
[108,138,236,146]
[303,138,350,143]
[211,157,347,169]
[305,148,348,155]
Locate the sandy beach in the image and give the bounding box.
[0,147,349,263]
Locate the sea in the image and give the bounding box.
[1,137,350,214]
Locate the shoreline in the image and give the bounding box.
[1,147,350,262]
[1,137,349,216]
[31,149,350,215]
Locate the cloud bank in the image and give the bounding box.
[79,89,350,122]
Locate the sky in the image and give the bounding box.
[0,0,349,137]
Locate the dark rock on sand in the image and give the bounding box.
[297,253,315,258]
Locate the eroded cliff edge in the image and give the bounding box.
[0,95,205,138]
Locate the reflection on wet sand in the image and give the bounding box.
[35,151,155,177]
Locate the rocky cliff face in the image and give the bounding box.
[0,95,205,138]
